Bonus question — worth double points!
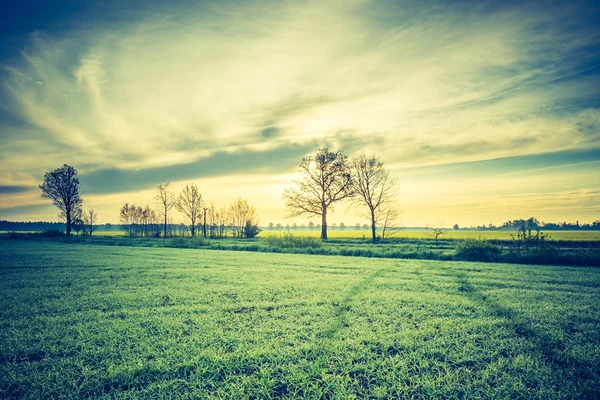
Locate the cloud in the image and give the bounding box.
[81,142,317,194]
[0,185,33,195]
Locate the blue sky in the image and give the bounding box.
[0,0,599,226]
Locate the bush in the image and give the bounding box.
[455,238,502,262]
[39,229,64,237]
[264,232,322,249]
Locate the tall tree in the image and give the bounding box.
[39,164,83,235]
[83,209,99,236]
[176,184,204,237]
[283,148,353,240]
[351,153,398,242]
[155,182,176,238]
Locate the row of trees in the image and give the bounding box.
[456,218,600,231]
[121,183,261,238]
[39,150,399,241]
[284,149,400,242]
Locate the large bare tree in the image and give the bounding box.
[283,148,353,240]
[351,153,398,242]
[155,182,176,238]
[176,184,204,237]
[39,164,83,235]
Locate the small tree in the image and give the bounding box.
[379,204,401,239]
[427,223,445,248]
[176,184,204,237]
[39,164,83,235]
[283,148,353,240]
[155,182,176,238]
[83,209,99,236]
[228,198,259,238]
[72,217,84,236]
[243,220,261,238]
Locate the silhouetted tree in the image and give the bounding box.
[176,184,204,237]
[83,209,99,236]
[351,153,398,242]
[155,182,176,238]
[283,148,353,240]
[39,164,83,235]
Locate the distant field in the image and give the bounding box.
[3,229,599,241]
[260,229,600,241]
[1,240,599,398]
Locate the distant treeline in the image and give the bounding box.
[0,220,112,232]
[467,217,600,231]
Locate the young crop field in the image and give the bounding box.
[260,229,600,241]
[1,239,599,399]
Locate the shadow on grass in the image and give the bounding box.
[450,269,598,398]
[317,267,388,340]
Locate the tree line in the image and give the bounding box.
[38,147,401,242]
[119,185,260,239]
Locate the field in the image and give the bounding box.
[261,229,600,241]
[6,229,599,241]
[1,239,599,399]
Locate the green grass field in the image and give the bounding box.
[1,240,599,399]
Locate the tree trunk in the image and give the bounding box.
[191,223,195,237]
[370,208,376,243]
[321,206,327,240]
[164,210,167,238]
[66,213,72,235]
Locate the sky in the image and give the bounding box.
[0,0,599,227]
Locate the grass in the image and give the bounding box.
[1,239,599,399]
[6,232,599,266]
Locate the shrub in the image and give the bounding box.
[264,232,322,249]
[243,220,261,238]
[455,238,502,262]
[39,229,64,237]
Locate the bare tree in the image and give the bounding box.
[155,182,176,238]
[119,203,133,236]
[351,153,398,242]
[283,148,353,240]
[39,164,83,235]
[207,203,229,239]
[378,203,402,239]
[176,184,204,237]
[228,198,258,238]
[426,222,445,248]
[83,209,99,236]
